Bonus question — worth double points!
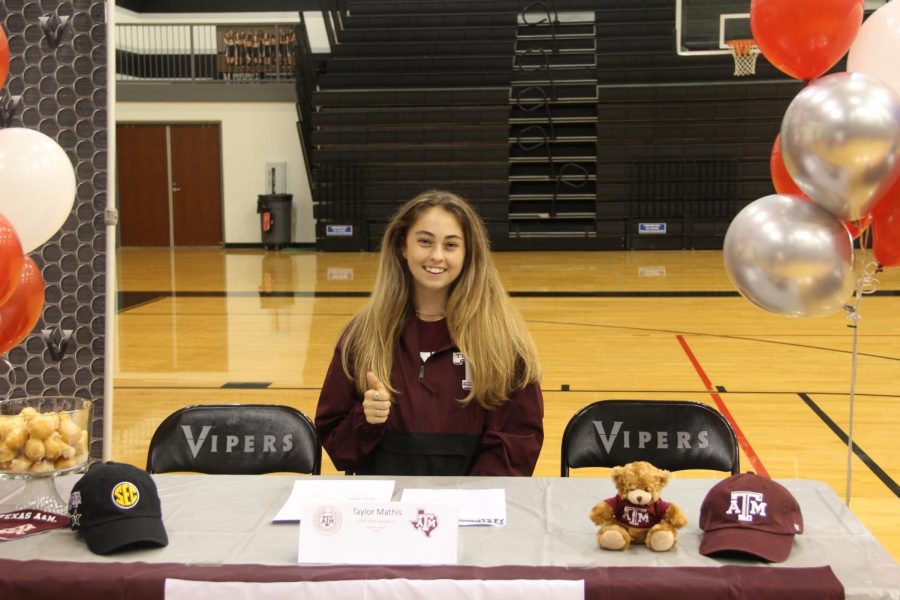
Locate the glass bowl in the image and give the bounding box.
[0,397,93,514]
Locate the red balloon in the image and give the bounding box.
[1,25,8,89]
[0,213,24,306]
[751,0,864,81]
[0,256,44,355]
[769,134,804,196]
[871,175,900,266]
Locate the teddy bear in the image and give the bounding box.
[589,460,687,552]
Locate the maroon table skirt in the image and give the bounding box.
[0,559,843,600]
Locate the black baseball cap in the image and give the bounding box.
[67,461,168,555]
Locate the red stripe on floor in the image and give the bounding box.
[676,334,768,477]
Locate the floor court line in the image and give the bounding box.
[675,334,768,478]
[527,319,900,362]
[797,393,899,499]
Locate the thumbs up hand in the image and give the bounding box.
[363,370,392,425]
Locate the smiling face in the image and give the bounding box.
[401,206,466,308]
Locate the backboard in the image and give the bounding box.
[675,0,889,57]
[675,0,751,56]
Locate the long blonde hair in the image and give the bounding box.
[340,189,541,409]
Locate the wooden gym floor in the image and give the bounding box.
[113,247,900,560]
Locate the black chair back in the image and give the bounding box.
[560,400,739,477]
[146,404,321,475]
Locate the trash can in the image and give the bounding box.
[257,193,293,249]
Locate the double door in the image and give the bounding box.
[117,123,223,246]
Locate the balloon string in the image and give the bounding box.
[843,225,879,506]
[857,226,880,295]
[845,287,860,507]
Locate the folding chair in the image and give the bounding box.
[560,400,739,476]
[146,404,321,474]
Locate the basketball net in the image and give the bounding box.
[726,39,760,77]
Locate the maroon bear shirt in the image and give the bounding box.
[604,495,672,529]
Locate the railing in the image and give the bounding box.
[114,19,322,214]
[293,12,323,194]
[304,1,359,237]
[514,0,590,218]
[116,23,298,82]
[318,0,348,51]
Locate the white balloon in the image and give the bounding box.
[848,0,900,99]
[0,127,76,252]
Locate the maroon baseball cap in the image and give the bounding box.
[699,472,803,562]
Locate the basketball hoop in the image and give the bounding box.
[726,39,760,77]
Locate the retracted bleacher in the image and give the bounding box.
[300,0,812,251]
[308,0,516,250]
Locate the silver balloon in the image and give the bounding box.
[724,194,854,318]
[781,71,900,221]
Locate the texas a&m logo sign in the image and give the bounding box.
[410,508,439,537]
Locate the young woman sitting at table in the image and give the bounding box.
[315,189,544,476]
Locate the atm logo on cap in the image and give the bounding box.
[112,481,140,509]
[725,491,766,522]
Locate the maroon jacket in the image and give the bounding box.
[315,317,544,476]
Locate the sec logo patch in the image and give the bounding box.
[111,481,140,509]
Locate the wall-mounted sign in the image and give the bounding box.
[326,225,353,237]
[638,223,667,235]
